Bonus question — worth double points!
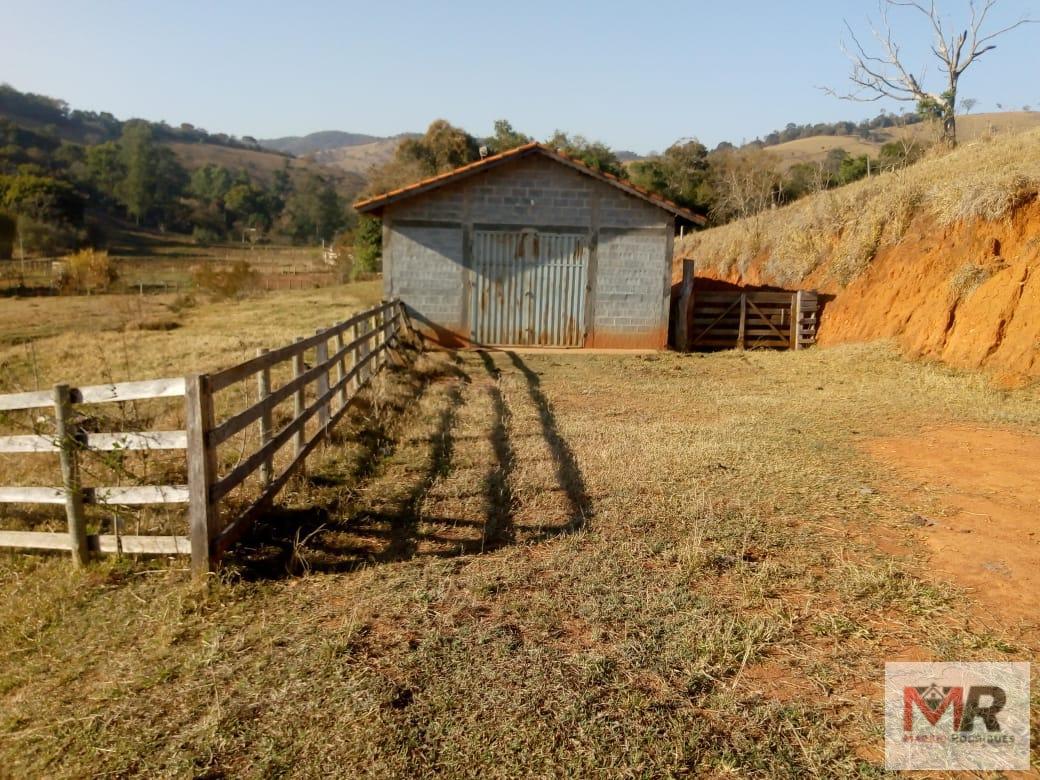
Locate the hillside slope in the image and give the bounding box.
[679,128,1040,385]
[258,130,388,155]
[766,111,1040,168]
[167,141,365,196]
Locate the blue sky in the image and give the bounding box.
[2,0,1037,152]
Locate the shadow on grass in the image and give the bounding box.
[227,348,590,579]
[505,351,592,536]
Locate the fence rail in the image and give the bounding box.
[0,299,415,573]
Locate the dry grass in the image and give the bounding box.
[0,281,385,537]
[682,127,1040,288]
[1,342,1038,776]
[764,111,1040,169]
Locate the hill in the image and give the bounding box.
[679,124,1040,385]
[259,130,392,156]
[167,141,365,196]
[765,111,1040,168]
[309,137,406,177]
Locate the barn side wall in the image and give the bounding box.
[382,156,674,348]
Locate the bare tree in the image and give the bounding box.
[960,97,978,113]
[831,1,1034,147]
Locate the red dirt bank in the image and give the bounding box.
[682,200,1040,386]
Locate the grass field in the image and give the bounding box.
[1,282,1038,776]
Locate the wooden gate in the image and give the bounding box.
[470,229,588,347]
[687,290,818,350]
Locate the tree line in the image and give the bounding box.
[353,117,930,266]
[0,117,348,258]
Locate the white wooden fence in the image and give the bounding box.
[0,299,414,573]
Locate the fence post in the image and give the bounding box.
[334,326,347,412]
[737,293,747,351]
[292,338,306,462]
[676,259,694,352]
[54,384,87,567]
[359,319,372,385]
[315,328,330,431]
[256,349,272,487]
[185,373,217,575]
[792,291,803,351]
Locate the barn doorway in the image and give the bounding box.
[470,229,589,347]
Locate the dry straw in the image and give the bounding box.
[682,128,1040,287]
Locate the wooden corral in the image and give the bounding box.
[673,260,819,351]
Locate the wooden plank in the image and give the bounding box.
[292,338,306,462]
[85,431,187,452]
[93,535,191,555]
[210,338,388,505]
[257,348,273,488]
[0,530,71,551]
[54,384,88,567]
[745,298,790,345]
[185,373,218,575]
[315,331,330,430]
[676,258,694,351]
[92,485,189,505]
[0,389,53,412]
[212,359,367,557]
[76,377,185,405]
[0,434,59,453]
[792,290,802,351]
[207,331,366,446]
[737,294,747,350]
[207,302,396,392]
[691,296,741,345]
[0,486,65,504]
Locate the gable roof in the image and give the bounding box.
[352,142,707,225]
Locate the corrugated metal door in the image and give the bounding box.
[470,230,588,346]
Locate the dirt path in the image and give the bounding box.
[865,426,1040,641]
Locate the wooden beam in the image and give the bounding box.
[676,258,694,351]
[737,294,747,350]
[54,384,88,567]
[185,373,218,575]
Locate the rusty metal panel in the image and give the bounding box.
[471,230,588,346]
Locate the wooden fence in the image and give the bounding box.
[0,299,414,573]
[674,260,819,351]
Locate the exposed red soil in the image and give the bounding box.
[864,425,1040,646]
[686,200,1040,386]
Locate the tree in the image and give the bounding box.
[832,0,1034,146]
[545,131,626,177]
[115,122,186,225]
[487,120,531,153]
[397,119,480,176]
[960,97,979,113]
[283,175,346,243]
[629,139,712,212]
[709,148,784,223]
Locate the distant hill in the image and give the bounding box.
[167,141,366,198]
[259,131,392,156]
[765,112,1040,169]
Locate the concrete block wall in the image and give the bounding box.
[594,229,670,333]
[385,225,464,334]
[383,153,675,347]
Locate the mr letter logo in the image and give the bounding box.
[903,684,1005,733]
[885,662,1030,771]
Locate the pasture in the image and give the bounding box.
[1,280,1037,776]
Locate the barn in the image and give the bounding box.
[353,142,705,349]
